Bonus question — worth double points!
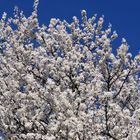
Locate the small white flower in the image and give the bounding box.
[104,91,112,98]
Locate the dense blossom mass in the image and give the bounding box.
[0,0,140,140]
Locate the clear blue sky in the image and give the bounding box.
[0,0,140,56]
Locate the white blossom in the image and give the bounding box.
[0,2,139,140]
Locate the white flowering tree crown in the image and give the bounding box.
[0,0,140,140]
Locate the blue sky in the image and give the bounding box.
[0,0,140,56]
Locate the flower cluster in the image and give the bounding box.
[0,0,139,140]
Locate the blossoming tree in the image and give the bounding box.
[0,0,140,140]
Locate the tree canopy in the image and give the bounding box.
[0,0,140,140]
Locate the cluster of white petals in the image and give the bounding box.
[0,1,139,140]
